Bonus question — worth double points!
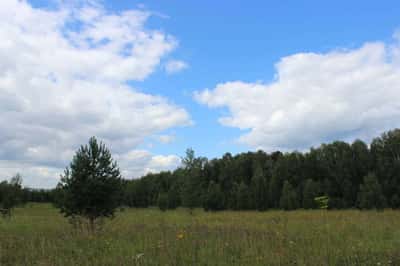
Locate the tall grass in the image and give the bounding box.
[1,204,399,265]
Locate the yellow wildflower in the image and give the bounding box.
[177,232,185,240]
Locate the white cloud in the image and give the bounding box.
[195,37,400,151]
[116,150,181,178]
[165,60,188,74]
[394,29,400,42]
[0,0,191,187]
[156,134,176,144]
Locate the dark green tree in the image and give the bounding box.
[370,129,400,208]
[57,137,123,231]
[167,184,181,209]
[236,182,252,210]
[251,166,268,210]
[0,174,23,218]
[280,181,299,210]
[157,193,168,211]
[302,179,320,209]
[181,148,207,213]
[268,175,282,209]
[203,181,224,211]
[357,173,386,209]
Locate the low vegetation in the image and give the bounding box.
[1,204,399,265]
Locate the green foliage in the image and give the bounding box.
[181,148,207,212]
[251,166,268,211]
[235,182,252,210]
[279,181,299,210]
[56,137,123,229]
[302,179,320,209]
[157,193,168,211]
[0,174,23,218]
[30,128,400,212]
[203,181,224,211]
[357,173,386,209]
[268,175,282,209]
[371,129,400,208]
[167,184,181,209]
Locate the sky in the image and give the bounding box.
[1,0,400,188]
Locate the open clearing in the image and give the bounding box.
[1,204,399,265]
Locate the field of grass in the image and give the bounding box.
[1,204,400,265]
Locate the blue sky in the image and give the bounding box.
[116,0,398,158]
[1,0,400,187]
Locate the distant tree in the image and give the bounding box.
[302,179,320,209]
[269,175,282,209]
[251,166,268,211]
[0,173,23,218]
[203,181,224,211]
[167,184,181,209]
[391,194,400,209]
[117,128,400,212]
[157,193,168,211]
[280,181,299,210]
[181,148,206,213]
[370,129,400,208]
[236,182,252,210]
[56,137,123,232]
[357,173,386,209]
[182,148,196,169]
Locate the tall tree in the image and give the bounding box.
[371,129,400,208]
[203,181,224,211]
[357,173,386,209]
[157,193,168,211]
[251,166,268,210]
[57,137,123,231]
[302,179,320,209]
[236,182,252,210]
[181,148,207,212]
[280,181,299,210]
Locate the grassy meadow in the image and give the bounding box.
[1,204,400,265]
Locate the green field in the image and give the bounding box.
[1,204,399,265]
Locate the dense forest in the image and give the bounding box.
[3,128,400,211]
[123,128,400,211]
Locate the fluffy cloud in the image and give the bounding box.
[0,0,190,187]
[116,150,181,178]
[195,38,400,151]
[165,60,188,74]
[156,134,176,144]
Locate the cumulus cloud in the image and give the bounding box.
[156,134,176,144]
[195,37,400,151]
[116,150,181,178]
[0,0,190,187]
[165,60,188,74]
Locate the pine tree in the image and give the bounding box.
[57,137,123,231]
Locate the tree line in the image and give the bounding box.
[0,174,57,217]
[2,128,400,221]
[124,129,400,211]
